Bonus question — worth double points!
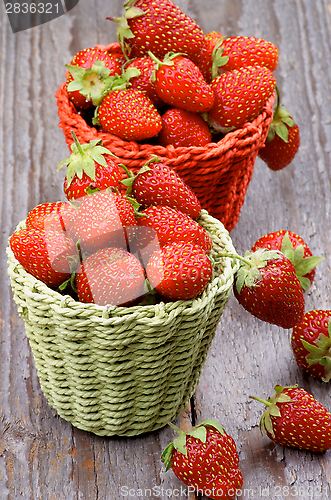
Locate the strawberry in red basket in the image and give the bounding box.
[218,36,279,73]
[126,56,164,108]
[108,0,204,62]
[291,310,331,382]
[150,52,215,113]
[258,87,300,171]
[70,191,137,254]
[158,108,212,148]
[250,385,331,452]
[57,132,122,201]
[147,241,212,300]
[76,247,146,306]
[208,65,276,132]
[10,228,78,288]
[228,248,305,328]
[161,420,243,500]
[122,156,202,219]
[197,31,225,83]
[251,230,324,291]
[66,47,121,109]
[137,205,212,253]
[25,201,76,233]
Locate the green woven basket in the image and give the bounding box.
[7,210,238,437]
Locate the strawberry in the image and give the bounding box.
[150,52,215,113]
[57,132,122,201]
[197,31,225,83]
[136,205,212,254]
[229,248,305,328]
[9,228,78,288]
[291,310,331,382]
[251,230,324,291]
[158,108,212,148]
[122,156,202,219]
[258,87,300,170]
[25,201,76,233]
[70,191,137,254]
[76,246,146,306]
[146,241,212,300]
[217,36,279,73]
[208,65,276,132]
[161,420,243,500]
[250,385,331,452]
[66,47,121,109]
[126,56,164,108]
[109,0,204,62]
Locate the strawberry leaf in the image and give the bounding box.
[172,432,187,456]
[161,443,174,471]
[275,122,289,142]
[187,426,207,443]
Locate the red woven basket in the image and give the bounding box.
[55,43,275,231]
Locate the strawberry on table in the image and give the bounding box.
[161,420,243,500]
[109,0,204,62]
[122,156,202,219]
[10,228,78,288]
[57,132,122,201]
[251,230,324,291]
[208,65,276,132]
[218,36,279,73]
[158,108,212,148]
[250,385,331,452]
[291,310,331,382]
[25,201,76,233]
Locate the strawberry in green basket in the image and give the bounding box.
[158,108,212,148]
[161,420,243,500]
[10,228,78,288]
[291,310,331,382]
[25,201,76,233]
[122,156,202,219]
[57,132,122,201]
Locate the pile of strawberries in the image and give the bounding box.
[63,0,300,170]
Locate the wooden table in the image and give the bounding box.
[1,0,331,498]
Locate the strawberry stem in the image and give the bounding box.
[216,252,252,267]
[167,421,184,435]
[71,131,86,158]
[249,395,272,406]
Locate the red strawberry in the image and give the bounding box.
[57,132,122,201]
[136,205,212,254]
[291,310,331,382]
[126,56,164,107]
[150,52,214,113]
[122,157,202,219]
[9,228,78,288]
[197,31,225,83]
[230,248,305,328]
[158,108,212,148]
[258,87,300,170]
[109,0,204,62]
[250,385,331,452]
[70,191,137,254]
[25,201,76,233]
[76,247,146,306]
[218,36,279,73]
[147,241,212,300]
[161,420,243,500]
[66,48,121,109]
[208,65,276,132]
[251,230,324,291]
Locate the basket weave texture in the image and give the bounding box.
[7,211,239,437]
[55,43,275,232]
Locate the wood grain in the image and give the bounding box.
[1,0,331,498]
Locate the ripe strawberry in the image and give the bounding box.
[147,241,212,300]
[122,157,202,219]
[57,132,122,201]
[76,247,146,306]
[136,205,212,254]
[66,47,121,109]
[250,385,331,452]
[291,310,331,382]
[197,31,225,83]
[231,248,305,328]
[70,191,137,254]
[218,36,279,73]
[158,108,212,148]
[150,52,214,113]
[251,230,324,291]
[9,228,78,288]
[126,56,164,107]
[161,420,243,500]
[109,0,204,62]
[208,65,276,132]
[25,201,76,233]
